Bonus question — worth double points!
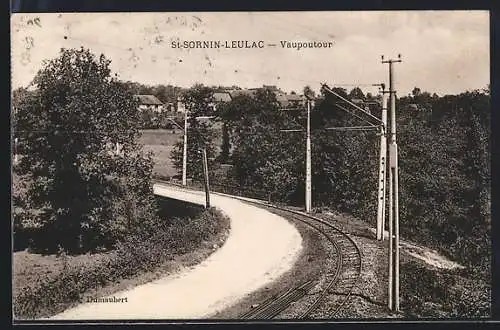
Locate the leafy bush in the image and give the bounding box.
[401,261,490,318]
[139,109,178,129]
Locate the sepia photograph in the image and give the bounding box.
[11,11,491,321]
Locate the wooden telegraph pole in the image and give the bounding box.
[182,110,188,186]
[14,137,19,165]
[382,54,402,312]
[201,146,211,208]
[13,103,19,165]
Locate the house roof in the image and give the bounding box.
[351,98,365,104]
[227,89,307,107]
[134,94,163,105]
[229,89,257,98]
[275,94,288,103]
[276,93,306,107]
[262,85,280,91]
[286,94,305,102]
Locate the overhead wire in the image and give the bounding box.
[269,15,336,41]
[331,103,378,127]
[322,84,383,125]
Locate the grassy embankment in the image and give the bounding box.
[13,196,230,320]
[310,209,490,319]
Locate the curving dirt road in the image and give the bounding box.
[49,184,303,320]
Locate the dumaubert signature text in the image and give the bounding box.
[86,296,128,303]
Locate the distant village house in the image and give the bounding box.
[134,94,165,112]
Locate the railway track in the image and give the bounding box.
[239,205,363,319]
[153,180,363,319]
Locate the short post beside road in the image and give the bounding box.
[202,146,210,208]
[182,111,188,186]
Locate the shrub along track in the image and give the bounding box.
[153,179,363,319]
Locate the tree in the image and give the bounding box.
[14,47,157,253]
[303,85,315,99]
[309,89,378,213]
[219,89,295,196]
[152,84,168,103]
[348,87,365,100]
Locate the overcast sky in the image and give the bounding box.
[11,11,489,96]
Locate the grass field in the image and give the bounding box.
[139,129,183,178]
[139,129,184,146]
[13,250,115,299]
[139,128,223,179]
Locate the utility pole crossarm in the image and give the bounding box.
[282,114,306,132]
[382,53,403,65]
[324,125,379,131]
[187,116,216,120]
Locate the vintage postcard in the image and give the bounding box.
[11,11,491,322]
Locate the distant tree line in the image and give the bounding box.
[119,81,183,106]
